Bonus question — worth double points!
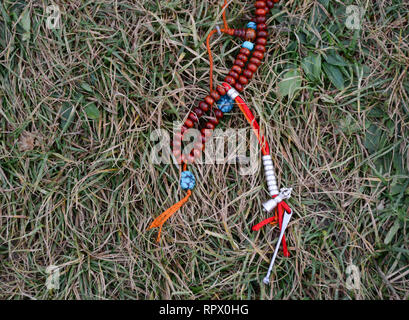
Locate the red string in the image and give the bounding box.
[252,196,291,257]
[252,216,277,231]
[222,83,270,155]
[277,202,290,257]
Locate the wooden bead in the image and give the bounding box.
[228,70,240,79]
[235,82,244,92]
[199,101,209,112]
[252,50,264,60]
[256,9,267,16]
[209,117,219,126]
[225,75,236,85]
[267,1,274,8]
[255,44,266,53]
[257,23,267,30]
[245,28,257,41]
[239,76,248,85]
[256,37,267,46]
[273,0,279,3]
[255,1,267,8]
[194,107,204,117]
[243,69,253,79]
[247,63,258,73]
[205,95,215,106]
[234,59,245,68]
[205,122,215,130]
[249,57,262,66]
[256,16,266,24]
[257,30,269,38]
[185,119,194,128]
[237,54,248,62]
[232,65,242,74]
[210,91,220,101]
[188,112,198,122]
[214,109,223,119]
[234,29,246,38]
[217,85,227,96]
[239,48,250,56]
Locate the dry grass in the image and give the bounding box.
[0,0,408,299]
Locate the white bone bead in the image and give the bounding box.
[262,154,279,196]
[264,165,275,172]
[266,176,276,182]
[227,88,239,100]
[268,185,279,191]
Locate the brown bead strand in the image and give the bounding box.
[177,86,225,163]
[239,25,268,82]
[191,86,226,160]
[225,1,268,92]
[228,1,270,91]
[180,85,227,162]
[230,36,253,92]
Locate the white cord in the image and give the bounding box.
[263,209,293,284]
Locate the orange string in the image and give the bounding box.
[148,162,191,243]
[148,190,192,243]
[222,0,229,29]
[206,28,234,92]
[206,0,234,91]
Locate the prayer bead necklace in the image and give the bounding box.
[148,0,293,284]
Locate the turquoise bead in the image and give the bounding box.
[180,171,196,190]
[247,22,257,30]
[217,95,234,113]
[242,41,254,51]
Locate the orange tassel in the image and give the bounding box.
[147,190,192,243]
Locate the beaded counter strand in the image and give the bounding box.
[148,0,293,282]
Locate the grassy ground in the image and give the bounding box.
[0,0,408,300]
